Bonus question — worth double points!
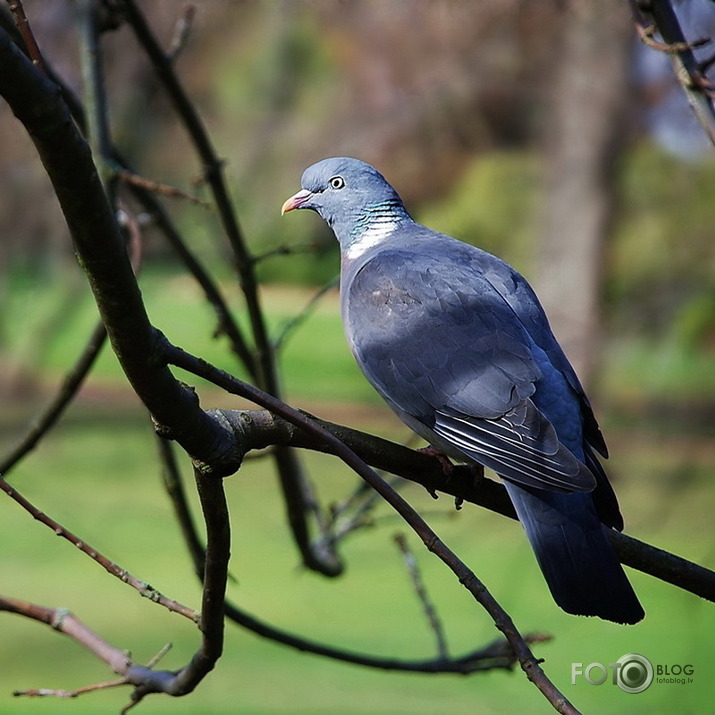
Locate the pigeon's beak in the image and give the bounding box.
[281,188,314,215]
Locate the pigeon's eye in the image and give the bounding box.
[329,175,345,190]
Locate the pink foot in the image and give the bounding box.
[416,445,454,475]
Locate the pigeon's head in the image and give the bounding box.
[282,157,410,252]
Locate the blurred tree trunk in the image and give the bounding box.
[535,0,632,388]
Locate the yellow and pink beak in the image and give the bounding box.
[281,188,314,215]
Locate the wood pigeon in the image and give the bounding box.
[282,157,644,624]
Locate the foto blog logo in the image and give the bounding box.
[571,653,654,694]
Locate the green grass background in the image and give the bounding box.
[1,278,713,714]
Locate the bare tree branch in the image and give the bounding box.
[221,600,552,675]
[6,0,46,72]
[0,465,230,707]
[166,4,196,63]
[224,408,715,603]
[0,320,106,474]
[632,0,715,146]
[157,437,528,675]
[0,27,242,478]
[163,342,581,714]
[0,477,198,621]
[0,596,136,691]
[394,533,449,660]
[123,175,257,374]
[117,0,342,576]
[117,167,210,206]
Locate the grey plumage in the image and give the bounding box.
[282,157,644,624]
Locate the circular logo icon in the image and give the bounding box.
[615,653,654,694]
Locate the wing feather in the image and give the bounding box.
[434,403,596,492]
[342,235,602,495]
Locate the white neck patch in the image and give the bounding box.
[344,220,399,260]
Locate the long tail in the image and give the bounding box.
[504,481,644,624]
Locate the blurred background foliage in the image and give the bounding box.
[1,1,713,396]
[0,1,714,714]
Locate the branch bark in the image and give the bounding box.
[0,596,134,683]
[220,408,715,603]
[0,27,240,478]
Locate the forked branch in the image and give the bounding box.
[0,465,230,709]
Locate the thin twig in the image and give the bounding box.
[251,241,325,264]
[122,173,257,376]
[223,599,550,673]
[145,643,173,668]
[7,0,46,72]
[328,433,425,540]
[14,678,127,699]
[117,167,210,207]
[0,477,199,622]
[394,533,449,660]
[0,321,106,475]
[156,436,205,578]
[273,275,339,351]
[330,477,402,541]
[166,4,195,62]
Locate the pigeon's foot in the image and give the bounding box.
[417,445,454,475]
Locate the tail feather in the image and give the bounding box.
[504,481,644,624]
